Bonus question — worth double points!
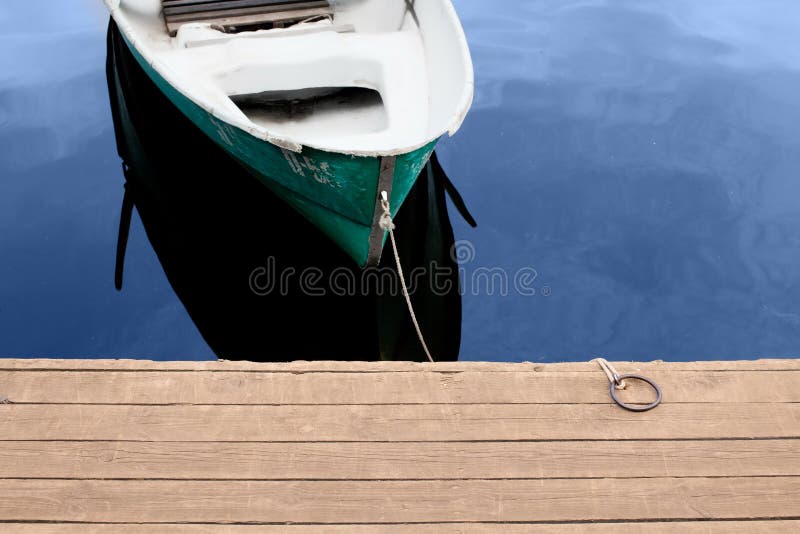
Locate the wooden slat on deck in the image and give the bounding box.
[1,477,799,523]
[0,358,798,531]
[3,370,799,403]
[2,440,797,479]
[4,403,799,441]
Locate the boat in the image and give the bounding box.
[106,19,465,361]
[102,0,474,266]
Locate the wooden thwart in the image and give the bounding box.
[161,0,333,35]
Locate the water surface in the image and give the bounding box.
[2,1,800,361]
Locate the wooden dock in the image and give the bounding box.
[0,358,798,532]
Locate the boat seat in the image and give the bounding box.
[156,29,430,152]
[161,0,333,36]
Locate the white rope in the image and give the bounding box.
[379,191,435,363]
[594,358,627,390]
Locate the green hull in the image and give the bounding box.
[122,37,437,267]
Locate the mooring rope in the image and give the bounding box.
[594,358,663,412]
[379,191,435,363]
[594,358,627,390]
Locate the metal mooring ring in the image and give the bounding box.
[609,374,662,412]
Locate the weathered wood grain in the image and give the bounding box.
[5,522,800,533]
[0,478,797,523]
[2,370,797,404]
[1,403,797,441]
[0,440,796,479]
[2,358,797,372]
[1,358,797,529]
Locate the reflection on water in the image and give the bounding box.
[2,1,800,361]
[106,21,462,362]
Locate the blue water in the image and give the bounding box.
[2,0,800,362]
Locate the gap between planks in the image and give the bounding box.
[2,522,800,533]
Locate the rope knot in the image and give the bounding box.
[379,197,395,231]
[379,213,395,231]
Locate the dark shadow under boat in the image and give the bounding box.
[106,20,471,362]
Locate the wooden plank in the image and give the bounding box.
[5,522,800,533]
[0,478,797,523]
[0,440,796,480]
[1,370,798,404]
[2,359,797,372]
[2,403,798,441]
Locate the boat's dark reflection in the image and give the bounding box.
[106,21,464,362]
